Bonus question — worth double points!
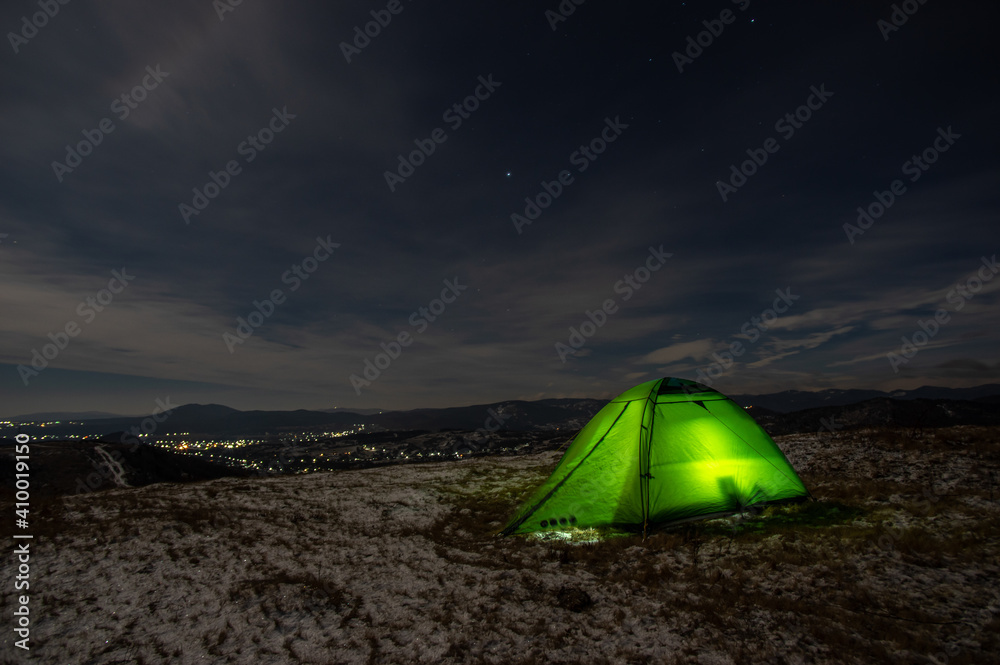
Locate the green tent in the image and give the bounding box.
[502,377,809,536]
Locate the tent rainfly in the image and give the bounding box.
[502,377,810,536]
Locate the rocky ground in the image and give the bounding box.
[1,426,998,664]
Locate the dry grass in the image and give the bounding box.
[429,426,1000,664]
[4,426,999,664]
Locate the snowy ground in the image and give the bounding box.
[2,426,999,664]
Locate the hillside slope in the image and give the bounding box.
[1,427,998,663]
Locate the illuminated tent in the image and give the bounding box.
[502,377,809,536]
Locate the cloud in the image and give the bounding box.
[2,2,996,415]
[745,326,854,368]
[638,339,715,365]
[931,358,1000,379]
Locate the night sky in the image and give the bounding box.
[2,0,998,417]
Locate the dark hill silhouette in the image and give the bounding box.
[4,384,998,440]
[0,439,251,498]
[727,384,1000,412]
[753,397,1000,436]
[4,396,998,498]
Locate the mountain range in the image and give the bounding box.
[728,383,1000,412]
[4,384,998,440]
